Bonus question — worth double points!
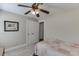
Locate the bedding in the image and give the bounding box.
[35,39,79,56]
[0,48,4,56]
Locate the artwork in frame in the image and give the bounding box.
[4,21,19,31]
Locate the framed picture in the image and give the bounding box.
[4,21,19,31]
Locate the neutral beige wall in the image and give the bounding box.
[0,10,26,48]
[44,9,79,43]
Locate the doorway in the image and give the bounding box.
[39,22,44,41]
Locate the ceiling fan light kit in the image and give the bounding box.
[18,3,50,17]
[32,11,36,15]
[35,9,39,14]
[31,9,39,15]
[31,10,36,15]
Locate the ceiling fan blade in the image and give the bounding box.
[24,10,31,15]
[18,4,32,8]
[40,9,49,14]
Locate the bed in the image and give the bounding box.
[0,48,5,56]
[34,39,79,56]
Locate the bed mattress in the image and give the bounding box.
[35,40,79,56]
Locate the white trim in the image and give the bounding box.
[5,44,26,52]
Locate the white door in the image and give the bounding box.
[26,19,29,46]
[26,20,39,45]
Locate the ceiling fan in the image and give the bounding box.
[18,3,50,17]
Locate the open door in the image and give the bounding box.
[39,22,44,41]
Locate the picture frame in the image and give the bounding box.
[4,21,19,31]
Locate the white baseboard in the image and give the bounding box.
[5,44,26,52]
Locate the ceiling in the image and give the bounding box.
[0,3,79,19]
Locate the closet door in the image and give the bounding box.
[28,20,39,45]
[26,19,29,46]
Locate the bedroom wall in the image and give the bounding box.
[0,3,39,49]
[0,4,2,9]
[44,9,79,43]
[0,10,27,48]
